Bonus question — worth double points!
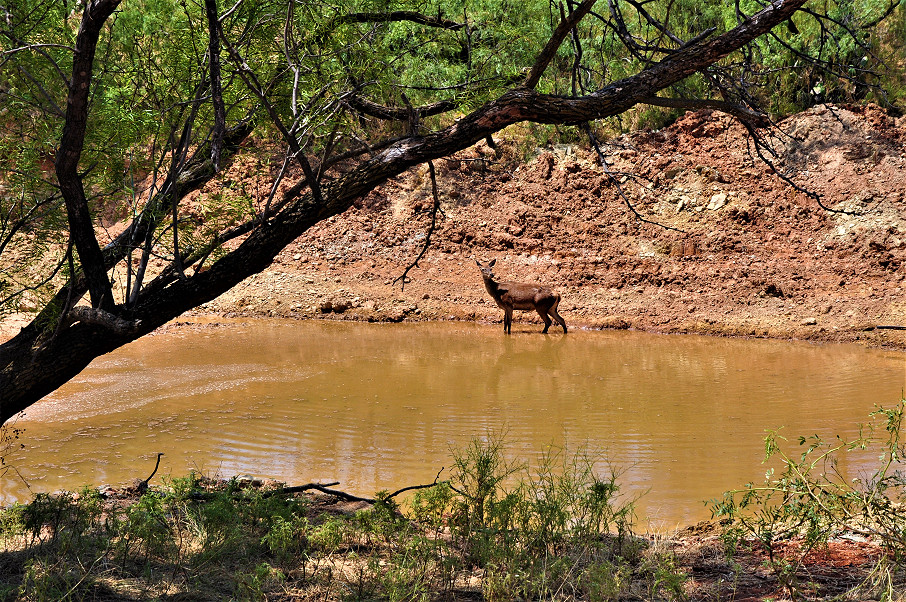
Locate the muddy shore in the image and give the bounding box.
[3,104,905,349]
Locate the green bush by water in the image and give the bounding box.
[0,438,683,601]
[709,399,906,600]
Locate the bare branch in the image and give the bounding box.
[0,38,74,89]
[9,65,65,116]
[740,121,853,215]
[583,122,684,233]
[345,95,456,122]
[261,481,341,498]
[262,473,446,504]
[394,161,443,289]
[336,10,464,30]
[1,42,76,55]
[524,0,598,89]
[641,95,770,127]
[216,18,324,205]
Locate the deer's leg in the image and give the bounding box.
[537,307,552,333]
[550,309,567,333]
[549,297,567,334]
[504,308,513,334]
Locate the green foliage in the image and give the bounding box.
[0,502,25,541]
[578,558,632,601]
[0,432,652,599]
[261,513,309,559]
[6,418,906,598]
[444,434,639,599]
[11,488,111,600]
[21,487,106,555]
[236,561,286,601]
[710,399,906,599]
[638,548,689,602]
[449,431,523,535]
[18,556,94,602]
[118,491,173,564]
[309,514,348,553]
[161,471,202,502]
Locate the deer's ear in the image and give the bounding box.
[489,258,496,267]
[475,259,482,267]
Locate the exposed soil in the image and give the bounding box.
[191,103,906,348]
[669,520,892,601]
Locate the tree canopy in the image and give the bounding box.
[0,0,903,424]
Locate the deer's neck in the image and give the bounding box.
[482,276,502,300]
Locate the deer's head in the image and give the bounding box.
[476,258,496,281]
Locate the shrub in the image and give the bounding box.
[710,399,906,599]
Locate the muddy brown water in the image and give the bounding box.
[2,319,904,527]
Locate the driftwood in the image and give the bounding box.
[171,469,449,505]
[266,469,447,504]
[136,452,163,494]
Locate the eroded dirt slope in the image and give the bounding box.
[200,104,906,347]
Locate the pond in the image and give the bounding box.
[2,319,904,528]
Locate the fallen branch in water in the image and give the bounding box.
[267,481,374,502]
[137,452,163,494]
[265,469,447,504]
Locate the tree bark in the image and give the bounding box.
[0,0,808,424]
[55,0,122,311]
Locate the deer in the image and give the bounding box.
[476,259,567,334]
